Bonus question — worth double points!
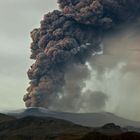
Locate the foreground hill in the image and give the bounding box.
[0,114,140,140]
[0,116,91,140]
[0,113,15,123]
[6,107,140,128]
[81,131,140,140]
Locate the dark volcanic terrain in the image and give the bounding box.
[0,108,140,140]
[7,107,140,128]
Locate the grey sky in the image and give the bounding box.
[0,0,57,110]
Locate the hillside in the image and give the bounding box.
[6,107,140,128]
[0,113,15,123]
[0,114,140,140]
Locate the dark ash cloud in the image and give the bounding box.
[23,0,140,112]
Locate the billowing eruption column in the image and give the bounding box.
[23,0,140,108]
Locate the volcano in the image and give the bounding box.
[5,107,140,130]
[0,109,140,140]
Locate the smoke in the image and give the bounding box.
[23,0,140,114]
[49,63,90,112]
[85,25,140,120]
[80,90,108,112]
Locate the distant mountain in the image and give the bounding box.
[6,107,140,128]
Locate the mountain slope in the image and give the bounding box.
[0,113,15,123]
[6,107,140,128]
[0,114,140,140]
[0,115,91,140]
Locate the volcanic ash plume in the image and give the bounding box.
[23,0,140,109]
